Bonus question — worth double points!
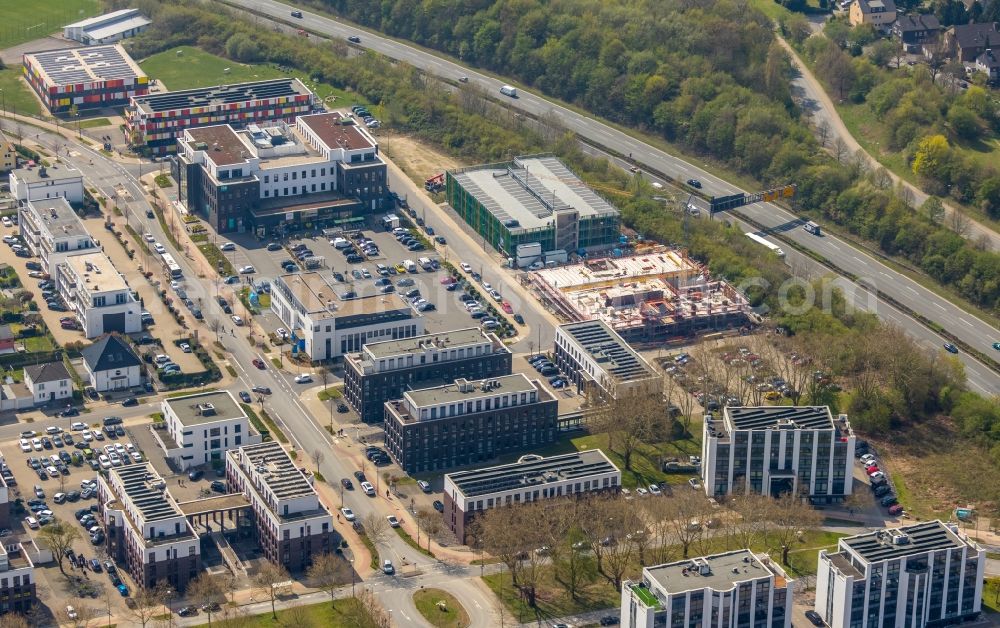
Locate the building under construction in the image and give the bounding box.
[531,246,752,343]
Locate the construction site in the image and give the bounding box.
[529,245,754,344]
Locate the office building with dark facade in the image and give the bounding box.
[98,463,201,591]
[127,78,314,154]
[225,441,335,572]
[344,328,512,423]
[701,406,856,503]
[384,373,558,474]
[816,521,985,628]
[443,450,620,542]
[172,111,388,235]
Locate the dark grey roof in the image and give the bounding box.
[559,320,657,384]
[446,450,618,498]
[24,361,71,384]
[978,49,1000,68]
[842,521,969,563]
[951,22,1000,49]
[81,335,141,372]
[858,0,896,14]
[894,14,940,33]
[725,406,835,431]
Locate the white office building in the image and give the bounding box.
[225,441,335,572]
[55,251,141,337]
[10,164,85,204]
[816,521,985,628]
[270,271,423,361]
[554,320,660,399]
[621,549,794,628]
[98,463,201,591]
[156,390,261,470]
[702,406,855,503]
[63,9,151,45]
[18,197,95,277]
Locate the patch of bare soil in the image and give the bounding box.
[382,135,462,184]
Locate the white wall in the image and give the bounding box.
[11,173,85,204]
[87,364,142,392]
[25,375,72,405]
[259,163,338,200]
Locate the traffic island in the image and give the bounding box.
[413,588,471,628]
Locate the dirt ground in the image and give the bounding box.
[380,135,462,185]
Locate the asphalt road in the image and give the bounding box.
[226,0,1000,394]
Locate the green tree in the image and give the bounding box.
[921,196,946,225]
[947,106,981,140]
[869,39,897,68]
[911,135,952,181]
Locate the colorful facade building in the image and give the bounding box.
[22,45,147,114]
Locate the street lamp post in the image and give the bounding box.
[349,559,356,597]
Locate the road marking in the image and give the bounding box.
[934,303,946,311]
[959,317,974,327]
[905,286,918,294]
[852,256,865,264]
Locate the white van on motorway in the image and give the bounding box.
[500,85,518,98]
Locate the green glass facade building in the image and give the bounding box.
[446,154,620,257]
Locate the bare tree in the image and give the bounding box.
[37,521,81,576]
[187,573,226,625]
[815,119,830,146]
[415,507,442,552]
[99,583,116,628]
[320,367,330,390]
[352,587,392,628]
[125,581,168,628]
[252,562,291,620]
[945,208,972,237]
[765,493,824,566]
[208,318,221,339]
[642,497,681,565]
[592,387,668,471]
[474,505,530,587]
[872,166,893,190]
[310,448,325,471]
[833,137,848,164]
[728,491,772,550]
[579,495,642,590]
[0,614,29,628]
[545,500,597,600]
[362,512,390,547]
[307,553,352,606]
[663,489,713,559]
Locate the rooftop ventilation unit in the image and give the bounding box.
[195,402,216,416]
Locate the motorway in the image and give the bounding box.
[1,120,501,626]
[227,0,1000,394]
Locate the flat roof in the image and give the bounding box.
[176,493,250,517]
[12,164,82,185]
[164,390,246,427]
[26,197,87,239]
[63,251,127,293]
[112,463,182,523]
[841,521,972,564]
[133,78,312,115]
[79,16,151,42]
[236,441,316,501]
[298,112,376,151]
[447,450,618,499]
[184,125,252,167]
[725,406,836,431]
[363,328,493,360]
[276,272,410,317]
[406,373,538,408]
[65,8,145,29]
[559,320,657,383]
[24,44,145,87]
[450,155,618,233]
[645,550,784,595]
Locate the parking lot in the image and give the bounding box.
[3,419,151,618]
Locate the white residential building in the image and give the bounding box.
[17,197,95,277]
[553,320,660,399]
[56,251,141,337]
[156,390,261,470]
[621,549,794,628]
[10,165,85,204]
[270,271,423,361]
[702,406,855,503]
[63,9,151,45]
[98,463,201,591]
[0,542,37,614]
[80,334,143,392]
[22,361,73,405]
[225,441,335,572]
[816,521,985,628]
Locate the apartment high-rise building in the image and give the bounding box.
[816,521,984,628]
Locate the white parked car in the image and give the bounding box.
[1,216,12,228]
[70,422,87,431]
[361,481,375,496]
[131,452,143,463]
[648,484,662,496]
[220,242,236,251]
[294,373,313,384]
[153,243,166,254]
[25,517,38,530]
[239,265,256,274]
[340,507,356,522]
[386,515,400,528]
[98,455,112,470]
[109,453,122,467]
[19,439,31,453]
[31,438,42,451]
[460,262,472,273]
[231,315,244,326]
[82,430,94,442]
[66,606,78,620]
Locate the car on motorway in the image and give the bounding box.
[291,9,302,17]
[994,342,1000,351]
[686,178,702,189]
[943,343,958,354]
[347,35,361,43]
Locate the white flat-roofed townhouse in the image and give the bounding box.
[56,251,141,338]
[270,271,423,361]
[622,549,794,628]
[226,441,335,572]
[98,463,201,591]
[0,541,37,614]
[816,521,985,628]
[10,164,84,204]
[17,197,95,278]
[156,390,261,470]
[554,320,661,399]
[702,406,855,503]
[443,450,620,543]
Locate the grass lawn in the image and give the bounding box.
[394,526,434,558]
[318,387,342,401]
[21,335,55,352]
[138,46,365,106]
[748,0,794,22]
[197,243,236,277]
[0,69,42,118]
[0,0,99,48]
[77,117,112,129]
[413,588,471,628]
[213,596,363,627]
[985,578,1000,614]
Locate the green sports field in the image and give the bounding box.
[0,0,100,49]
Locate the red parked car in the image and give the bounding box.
[888,504,904,516]
[866,465,880,475]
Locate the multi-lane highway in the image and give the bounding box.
[225,0,1000,393]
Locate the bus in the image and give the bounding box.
[161,253,182,279]
[745,232,786,259]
